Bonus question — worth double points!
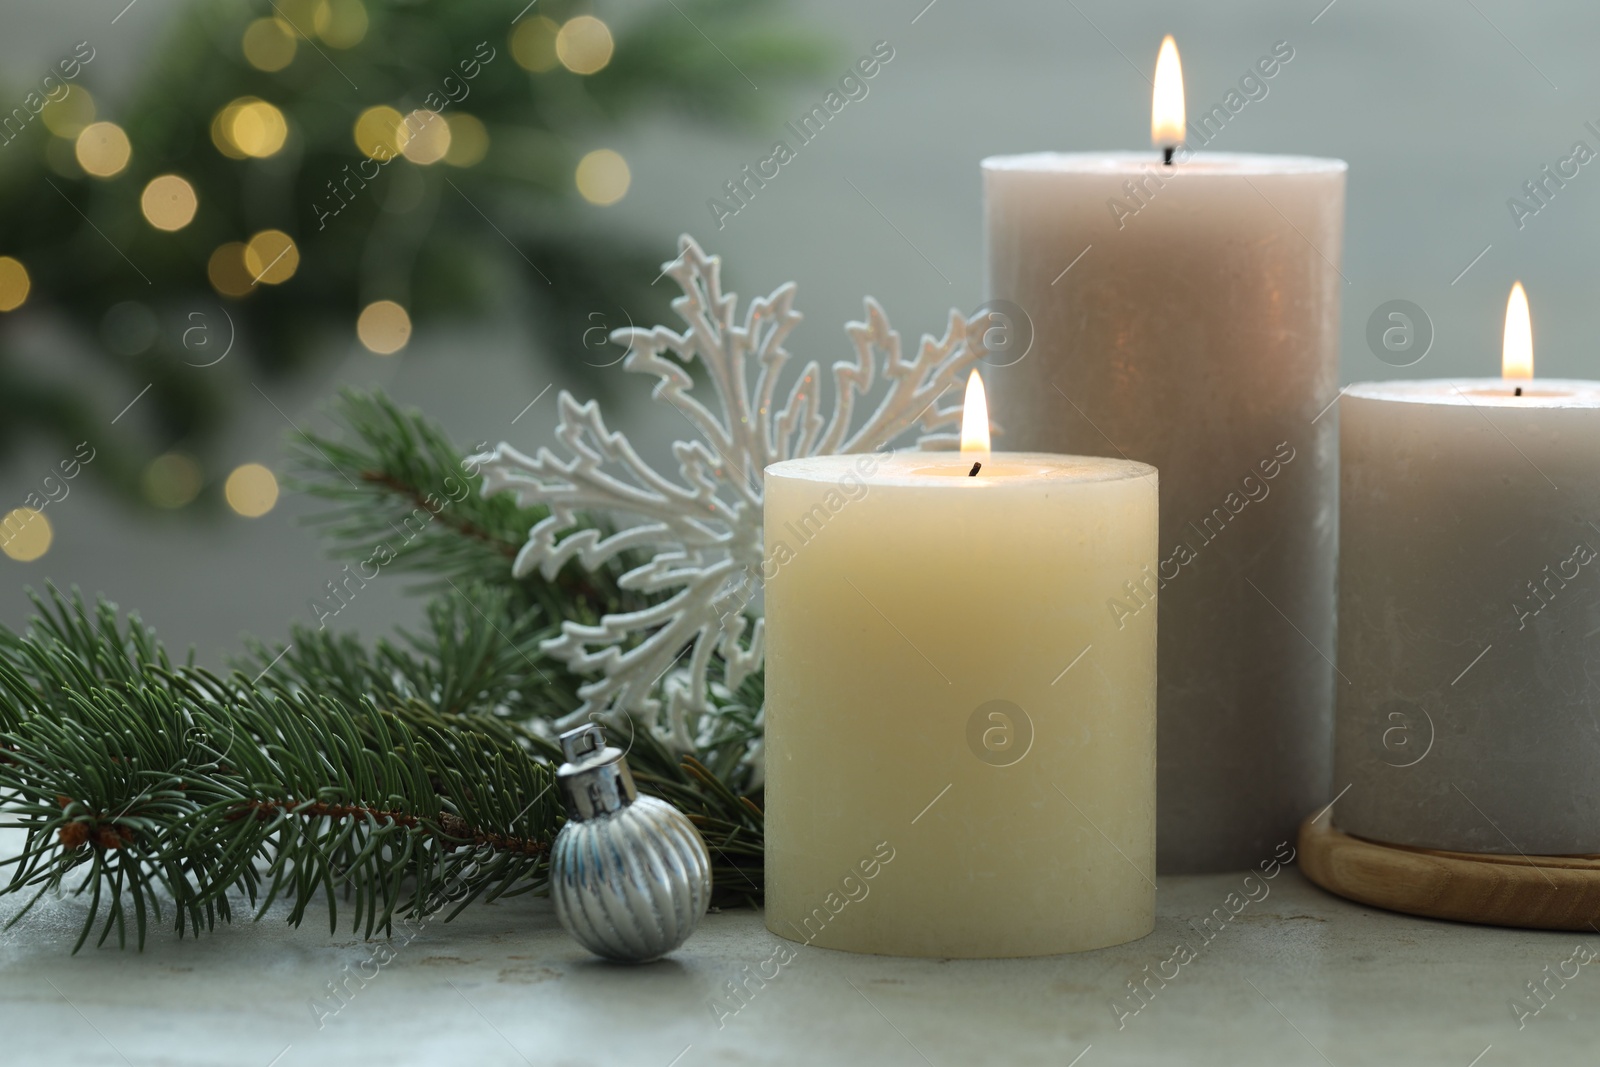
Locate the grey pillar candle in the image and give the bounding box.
[1334,377,1600,855]
[983,152,1346,872]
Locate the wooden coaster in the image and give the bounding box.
[1298,815,1600,932]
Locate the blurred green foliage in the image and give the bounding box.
[0,0,828,507]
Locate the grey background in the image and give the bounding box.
[1,0,1594,662]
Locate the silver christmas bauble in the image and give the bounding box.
[550,723,712,962]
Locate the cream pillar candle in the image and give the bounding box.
[982,39,1345,872]
[1335,284,1600,854]
[763,438,1158,957]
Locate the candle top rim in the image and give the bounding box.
[1345,378,1600,408]
[766,451,1156,486]
[981,151,1347,176]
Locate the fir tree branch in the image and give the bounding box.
[0,384,771,952]
[0,583,764,950]
[286,389,637,616]
[357,468,517,559]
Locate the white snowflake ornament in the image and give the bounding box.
[473,235,985,769]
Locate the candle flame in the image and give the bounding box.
[1503,281,1532,380]
[960,369,991,455]
[1151,35,1185,151]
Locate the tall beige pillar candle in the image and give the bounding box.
[983,150,1345,872]
[763,449,1157,957]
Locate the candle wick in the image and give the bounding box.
[1515,386,1523,397]
[1163,146,1175,166]
[968,461,982,477]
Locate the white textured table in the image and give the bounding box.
[1,867,1594,1066]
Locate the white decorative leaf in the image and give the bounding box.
[473,235,981,772]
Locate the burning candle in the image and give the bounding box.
[982,36,1346,872]
[1333,283,1600,854]
[763,373,1159,957]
